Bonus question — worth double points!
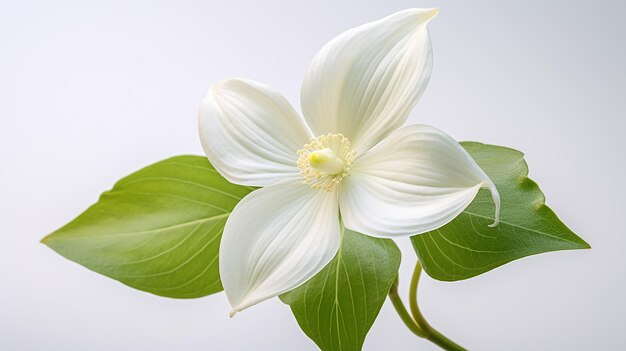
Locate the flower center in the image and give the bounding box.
[297,133,356,191]
[309,148,345,175]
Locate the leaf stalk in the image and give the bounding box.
[388,261,467,351]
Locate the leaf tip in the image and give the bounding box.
[40,234,53,246]
[40,229,63,247]
[579,239,592,250]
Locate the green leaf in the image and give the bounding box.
[42,155,253,298]
[280,226,401,351]
[411,142,590,281]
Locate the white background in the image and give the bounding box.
[2,0,625,350]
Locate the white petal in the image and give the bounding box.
[301,8,438,153]
[340,125,500,237]
[199,78,313,187]
[219,179,340,315]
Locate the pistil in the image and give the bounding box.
[297,133,356,191]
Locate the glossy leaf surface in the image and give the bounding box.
[281,227,401,351]
[43,156,253,298]
[411,142,590,281]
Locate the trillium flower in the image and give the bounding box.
[199,8,500,316]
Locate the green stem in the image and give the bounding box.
[408,262,467,351]
[388,262,467,351]
[388,279,427,338]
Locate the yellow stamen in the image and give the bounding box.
[297,134,356,191]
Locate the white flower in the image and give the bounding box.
[198,8,500,316]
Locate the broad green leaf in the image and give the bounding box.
[280,226,401,351]
[42,155,253,298]
[411,142,590,281]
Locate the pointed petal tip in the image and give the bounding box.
[208,84,219,96]
[229,308,239,318]
[208,78,251,97]
[208,78,234,95]
[406,7,439,22]
[425,7,440,20]
[486,182,501,227]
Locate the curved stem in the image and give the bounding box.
[388,278,427,338]
[408,262,467,351]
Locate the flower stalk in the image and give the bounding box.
[388,261,466,351]
[388,279,427,338]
